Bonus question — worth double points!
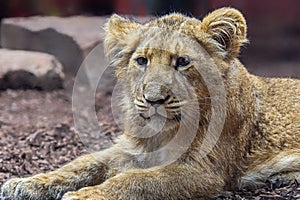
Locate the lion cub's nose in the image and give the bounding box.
[143,94,170,105]
[143,83,170,105]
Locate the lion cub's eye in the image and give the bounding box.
[176,56,190,68]
[136,57,148,66]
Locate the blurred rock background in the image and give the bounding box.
[1,0,300,82]
[0,0,299,80]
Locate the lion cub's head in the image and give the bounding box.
[104,8,247,132]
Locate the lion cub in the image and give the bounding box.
[1,7,300,200]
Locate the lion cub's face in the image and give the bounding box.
[126,29,207,123]
[104,10,247,128]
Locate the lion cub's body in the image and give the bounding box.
[241,76,300,188]
[1,8,300,200]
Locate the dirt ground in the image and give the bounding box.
[0,73,299,199]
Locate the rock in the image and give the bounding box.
[0,16,150,91]
[0,49,64,90]
[0,16,106,75]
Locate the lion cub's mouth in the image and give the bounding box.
[134,97,184,121]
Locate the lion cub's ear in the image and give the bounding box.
[200,7,248,60]
[104,14,140,59]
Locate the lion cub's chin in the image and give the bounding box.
[145,114,168,132]
[136,112,179,134]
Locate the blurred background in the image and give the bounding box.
[0,0,300,77]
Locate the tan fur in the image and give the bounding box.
[1,7,299,200]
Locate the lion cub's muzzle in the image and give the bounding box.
[134,82,183,120]
[142,82,170,104]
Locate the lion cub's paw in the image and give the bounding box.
[61,192,81,200]
[1,175,66,200]
[62,189,108,200]
[1,178,22,200]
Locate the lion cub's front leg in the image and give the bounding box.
[0,148,118,200]
[62,164,224,200]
